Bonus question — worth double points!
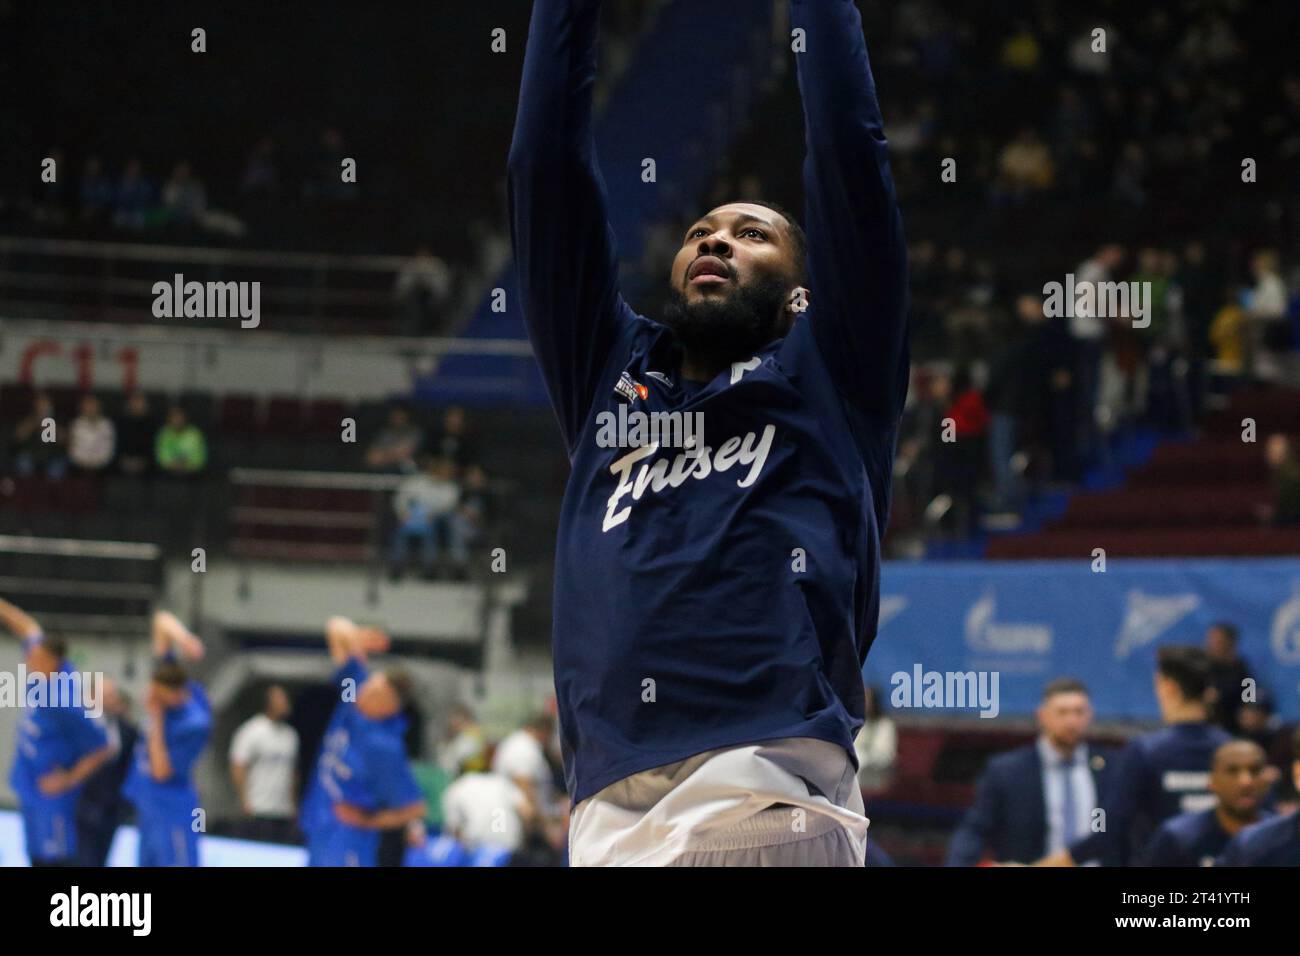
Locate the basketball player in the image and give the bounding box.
[508,0,907,865]
[121,610,211,867]
[2,596,113,866]
[1217,727,1300,866]
[1140,739,1272,866]
[299,616,426,867]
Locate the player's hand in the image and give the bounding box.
[37,768,73,796]
[173,630,205,662]
[334,802,372,828]
[356,627,390,658]
[405,819,427,848]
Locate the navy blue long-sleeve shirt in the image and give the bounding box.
[508,0,908,805]
[1070,721,1232,867]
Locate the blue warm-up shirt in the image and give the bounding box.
[10,650,109,808]
[1070,721,1233,866]
[508,0,909,804]
[122,680,212,820]
[1216,810,1300,867]
[302,659,422,844]
[1141,807,1273,867]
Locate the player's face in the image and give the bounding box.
[671,204,797,305]
[357,674,400,720]
[151,682,186,710]
[25,643,61,677]
[266,685,291,720]
[1210,744,1267,818]
[1037,691,1091,749]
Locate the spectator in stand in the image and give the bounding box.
[68,394,116,473]
[240,136,280,199]
[1205,622,1256,734]
[455,464,490,554]
[12,391,66,478]
[161,161,247,238]
[115,391,156,476]
[365,403,423,473]
[155,405,208,475]
[853,685,897,793]
[993,128,1053,204]
[112,158,156,230]
[936,366,988,533]
[438,703,488,776]
[394,246,454,336]
[1070,244,1126,468]
[1262,433,1300,527]
[161,161,207,227]
[429,405,477,470]
[388,455,464,581]
[229,685,300,844]
[985,294,1050,514]
[78,155,115,226]
[1209,288,1247,380]
[1243,248,1291,382]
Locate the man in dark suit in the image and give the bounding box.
[946,678,1112,865]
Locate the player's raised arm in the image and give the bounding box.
[151,610,205,661]
[324,615,389,666]
[0,596,42,640]
[507,0,635,455]
[792,0,909,427]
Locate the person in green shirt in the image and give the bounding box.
[155,404,208,474]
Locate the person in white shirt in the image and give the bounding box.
[853,685,898,793]
[69,394,116,472]
[229,684,300,843]
[441,772,529,853]
[1244,248,1290,381]
[388,455,465,580]
[492,715,558,815]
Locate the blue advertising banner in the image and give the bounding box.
[868,559,1300,721]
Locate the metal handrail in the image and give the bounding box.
[229,468,404,490]
[0,235,414,272]
[0,534,160,560]
[0,316,534,356]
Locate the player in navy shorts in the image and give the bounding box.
[509,0,907,865]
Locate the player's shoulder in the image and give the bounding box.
[1232,810,1297,855]
[1160,807,1213,842]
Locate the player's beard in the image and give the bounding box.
[661,272,792,370]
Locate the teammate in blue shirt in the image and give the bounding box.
[1140,739,1272,866]
[2,596,113,866]
[121,611,211,867]
[1036,646,1233,867]
[1217,727,1300,867]
[301,616,426,867]
[509,0,908,865]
